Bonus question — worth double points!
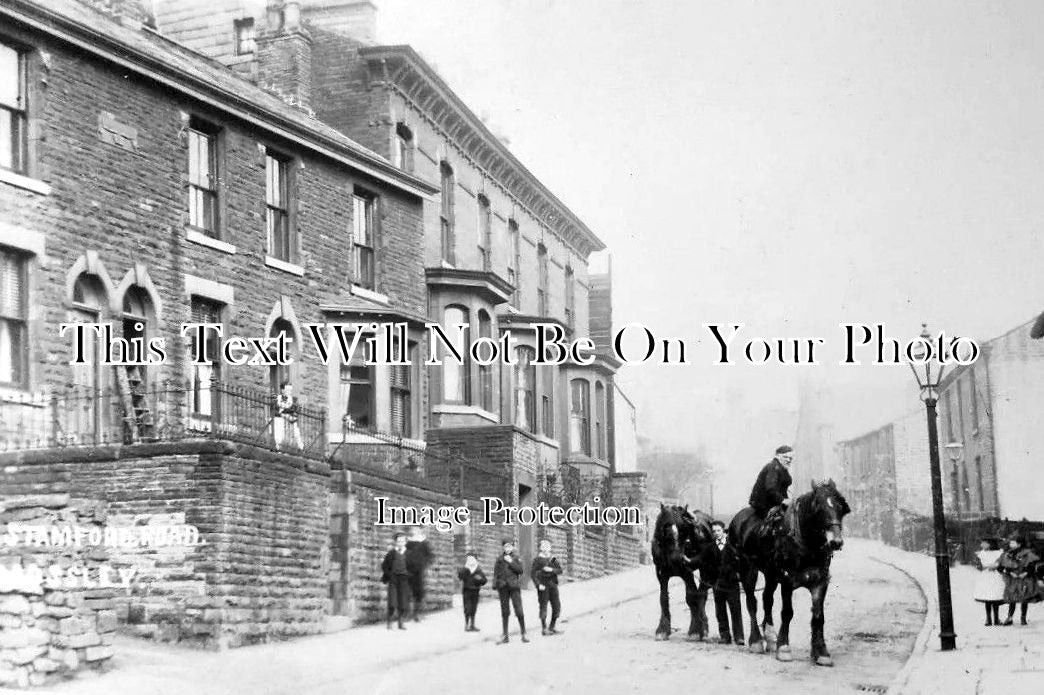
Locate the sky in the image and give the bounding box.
[370,0,1044,489]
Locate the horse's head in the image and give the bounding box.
[654,503,704,568]
[809,479,850,551]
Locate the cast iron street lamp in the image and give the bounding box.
[908,323,957,651]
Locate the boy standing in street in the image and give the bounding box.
[493,538,529,644]
[457,551,487,632]
[380,532,410,630]
[702,520,745,647]
[531,538,564,635]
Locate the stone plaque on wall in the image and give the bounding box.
[97,111,139,153]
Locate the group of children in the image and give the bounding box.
[457,538,564,644]
[973,533,1043,626]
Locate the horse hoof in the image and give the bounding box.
[748,641,763,654]
[815,655,834,667]
[776,648,793,662]
[655,632,669,641]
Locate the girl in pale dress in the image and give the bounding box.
[973,538,1005,626]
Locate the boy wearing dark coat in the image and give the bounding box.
[531,538,564,635]
[457,552,487,632]
[380,532,410,630]
[701,520,745,647]
[493,539,529,644]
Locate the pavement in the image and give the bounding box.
[13,565,657,695]
[859,539,1044,695]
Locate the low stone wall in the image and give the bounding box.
[0,441,331,651]
[327,464,647,624]
[0,495,117,688]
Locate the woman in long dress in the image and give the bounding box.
[973,538,1005,626]
[998,534,1041,626]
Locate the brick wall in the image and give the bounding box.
[0,441,331,649]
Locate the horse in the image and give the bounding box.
[728,479,850,666]
[652,503,714,641]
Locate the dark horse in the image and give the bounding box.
[652,503,713,640]
[728,479,850,665]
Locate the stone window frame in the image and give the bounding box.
[351,186,379,291]
[440,160,456,265]
[389,337,416,438]
[233,17,256,57]
[0,28,49,193]
[0,243,30,389]
[339,328,376,431]
[476,309,494,413]
[507,218,520,307]
[395,121,414,173]
[476,193,492,272]
[440,304,471,406]
[569,377,591,456]
[537,242,549,317]
[514,344,536,433]
[564,264,575,330]
[0,38,28,176]
[264,148,296,264]
[187,295,226,420]
[184,116,227,242]
[594,379,606,460]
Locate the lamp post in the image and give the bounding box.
[908,323,957,651]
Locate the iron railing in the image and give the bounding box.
[0,382,326,458]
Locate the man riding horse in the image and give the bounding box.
[730,445,850,666]
[748,445,794,540]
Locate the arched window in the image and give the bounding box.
[268,318,296,396]
[71,274,108,440]
[442,305,470,404]
[71,274,106,383]
[515,346,535,432]
[595,381,606,459]
[440,161,455,264]
[477,310,493,412]
[121,286,153,386]
[570,378,590,456]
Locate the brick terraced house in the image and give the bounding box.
[0,0,647,672]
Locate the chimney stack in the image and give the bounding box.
[300,1,377,44]
[256,1,314,111]
[78,0,155,28]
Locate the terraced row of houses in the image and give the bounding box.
[0,0,647,667]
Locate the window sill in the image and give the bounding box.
[0,169,51,196]
[432,404,499,423]
[186,229,236,254]
[350,285,389,304]
[0,387,46,406]
[265,256,305,276]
